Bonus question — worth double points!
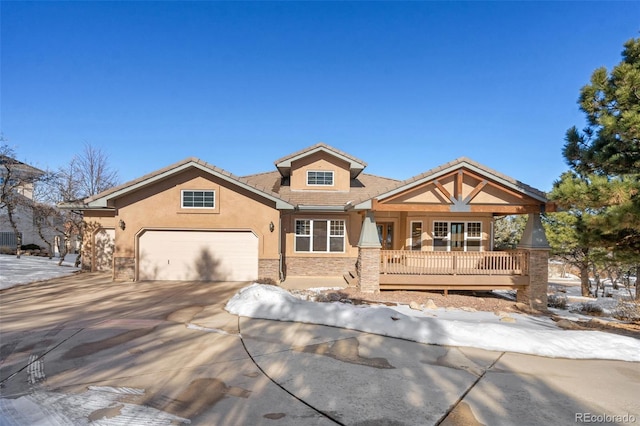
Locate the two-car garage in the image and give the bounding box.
[137,230,259,282]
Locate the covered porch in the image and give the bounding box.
[353,158,554,310]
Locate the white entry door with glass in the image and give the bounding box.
[432,221,482,251]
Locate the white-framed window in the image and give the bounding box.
[295,219,345,252]
[466,222,482,251]
[433,221,449,251]
[307,171,334,186]
[181,190,215,208]
[432,221,482,252]
[410,221,422,251]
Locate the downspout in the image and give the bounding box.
[278,215,284,282]
[490,219,494,251]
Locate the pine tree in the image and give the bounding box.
[563,38,640,176]
[548,172,610,296]
[556,37,640,299]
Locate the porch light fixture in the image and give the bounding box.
[119,219,126,230]
[269,221,275,232]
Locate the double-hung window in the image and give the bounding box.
[307,171,334,186]
[182,190,215,208]
[433,221,449,251]
[295,219,345,252]
[466,222,482,251]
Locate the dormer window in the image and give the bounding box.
[307,171,334,186]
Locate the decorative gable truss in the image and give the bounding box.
[360,158,555,214]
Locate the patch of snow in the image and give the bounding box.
[186,323,241,337]
[0,254,80,290]
[226,283,640,362]
[87,386,146,396]
[549,279,637,319]
[0,388,189,425]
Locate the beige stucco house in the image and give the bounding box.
[69,143,554,309]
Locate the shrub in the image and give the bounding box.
[255,277,277,286]
[571,302,604,316]
[547,294,568,310]
[21,244,41,251]
[612,301,640,322]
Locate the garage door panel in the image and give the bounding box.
[138,231,258,281]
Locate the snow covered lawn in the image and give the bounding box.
[0,254,80,290]
[226,283,640,362]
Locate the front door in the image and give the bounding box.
[451,222,465,251]
[377,223,394,250]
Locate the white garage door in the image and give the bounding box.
[94,228,115,272]
[138,230,258,281]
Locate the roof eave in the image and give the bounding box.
[295,205,347,212]
[351,200,372,210]
[275,145,367,178]
[84,160,295,210]
[376,160,548,204]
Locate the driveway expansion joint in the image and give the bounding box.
[237,316,346,426]
[0,327,86,386]
[434,351,505,426]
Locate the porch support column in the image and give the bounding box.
[357,211,381,293]
[517,213,550,311]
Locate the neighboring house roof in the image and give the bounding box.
[71,157,295,210]
[352,157,549,209]
[274,142,368,179]
[0,156,45,178]
[242,170,400,210]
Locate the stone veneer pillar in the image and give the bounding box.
[258,259,280,283]
[517,249,549,310]
[357,211,381,293]
[517,213,550,310]
[114,257,135,281]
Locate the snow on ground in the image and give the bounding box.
[0,254,80,290]
[226,283,640,362]
[0,387,189,426]
[548,276,637,321]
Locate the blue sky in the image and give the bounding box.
[2,1,639,192]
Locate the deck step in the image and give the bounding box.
[343,270,357,286]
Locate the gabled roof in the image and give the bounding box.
[352,157,549,209]
[73,157,295,210]
[0,155,45,178]
[274,143,367,179]
[62,152,549,214]
[242,170,400,209]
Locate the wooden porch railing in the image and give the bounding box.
[380,250,529,276]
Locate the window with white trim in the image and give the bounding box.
[466,222,482,251]
[410,221,422,250]
[433,221,449,251]
[432,221,482,252]
[295,219,345,252]
[307,171,334,186]
[182,190,215,208]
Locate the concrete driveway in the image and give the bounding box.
[1,274,638,425]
